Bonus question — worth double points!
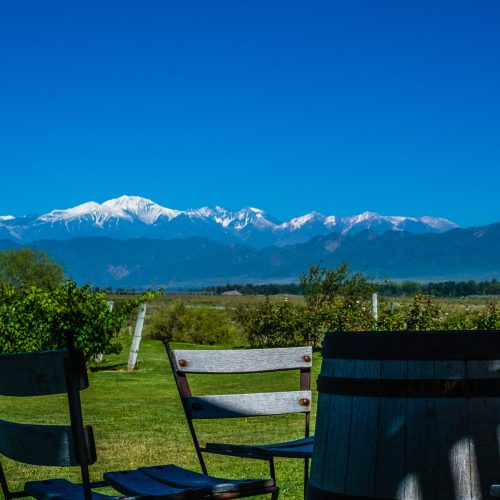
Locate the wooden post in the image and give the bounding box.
[127,303,147,371]
[371,293,378,330]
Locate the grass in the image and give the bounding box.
[0,336,321,499]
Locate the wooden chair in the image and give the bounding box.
[0,333,278,500]
[164,342,313,494]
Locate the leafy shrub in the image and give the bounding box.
[401,293,441,331]
[473,301,499,330]
[0,281,153,360]
[236,298,305,347]
[147,300,246,346]
[377,296,499,332]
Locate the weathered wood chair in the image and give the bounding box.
[164,342,313,494]
[0,334,278,500]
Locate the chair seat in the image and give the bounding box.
[138,464,276,495]
[104,469,210,498]
[25,479,119,500]
[205,435,314,459]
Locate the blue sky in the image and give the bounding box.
[1,0,499,227]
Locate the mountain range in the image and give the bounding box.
[0,195,458,248]
[1,224,499,289]
[1,196,498,287]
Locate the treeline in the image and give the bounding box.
[377,279,500,297]
[203,283,303,296]
[204,279,500,297]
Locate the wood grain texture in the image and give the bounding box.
[345,360,381,497]
[466,360,500,499]
[403,361,436,500]
[375,360,408,499]
[308,357,334,489]
[172,346,312,373]
[188,390,312,419]
[433,361,470,500]
[313,332,500,500]
[321,358,356,494]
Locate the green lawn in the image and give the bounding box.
[0,338,321,499]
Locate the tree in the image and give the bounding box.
[299,262,375,343]
[0,248,65,289]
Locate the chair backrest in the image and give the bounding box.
[0,335,96,500]
[164,342,312,472]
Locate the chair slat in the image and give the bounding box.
[139,464,275,495]
[25,479,119,499]
[104,469,200,498]
[0,420,96,466]
[205,436,314,459]
[187,390,312,419]
[172,346,312,373]
[0,349,88,396]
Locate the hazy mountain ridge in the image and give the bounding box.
[1,222,498,288]
[0,195,458,248]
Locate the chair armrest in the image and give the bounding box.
[203,443,272,460]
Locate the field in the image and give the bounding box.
[0,336,319,499]
[1,293,497,499]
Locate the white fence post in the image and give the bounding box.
[128,303,147,371]
[371,292,378,330]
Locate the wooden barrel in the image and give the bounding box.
[307,331,500,500]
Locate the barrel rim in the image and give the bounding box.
[322,330,500,360]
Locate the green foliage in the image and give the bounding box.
[147,300,246,345]
[474,301,500,330]
[401,293,441,331]
[203,278,500,298]
[0,248,65,289]
[236,297,305,347]
[202,282,302,295]
[439,310,476,331]
[377,296,499,332]
[0,281,155,360]
[377,278,500,297]
[298,262,374,344]
[237,263,375,348]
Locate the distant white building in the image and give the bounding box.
[221,290,243,296]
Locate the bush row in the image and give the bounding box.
[0,281,155,360]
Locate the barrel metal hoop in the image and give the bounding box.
[317,376,500,398]
[306,484,394,499]
[322,331,500,360]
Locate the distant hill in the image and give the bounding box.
[1,222,498,288]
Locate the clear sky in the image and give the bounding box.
[1,0,499,227]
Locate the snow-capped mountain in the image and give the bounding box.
[1,195,459,247]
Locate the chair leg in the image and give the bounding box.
[268,457,276,482]
[303,457,309,498]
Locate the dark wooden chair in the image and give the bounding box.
[164,342,313,494]
[0,334,278,500]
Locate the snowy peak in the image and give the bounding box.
[337,211,458,235]
[39,201,123,226]
[185,205,276,230]
[2,196,459,247]
[282,211,326,230]
[38,196,181,226]
[102,195,181,223]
